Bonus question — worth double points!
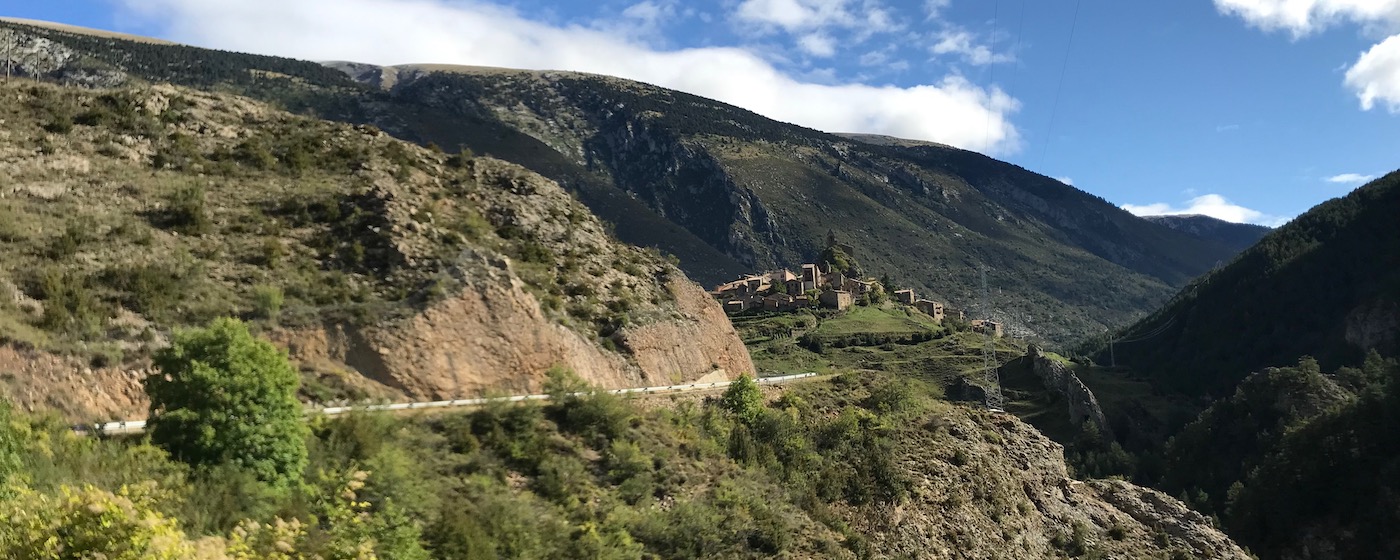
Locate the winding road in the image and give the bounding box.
[82,372,819,435]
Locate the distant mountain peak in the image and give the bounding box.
[1141,214,1271,253]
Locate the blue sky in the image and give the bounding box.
[4,0,1398,226]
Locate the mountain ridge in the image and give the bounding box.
[1142,214,1271,253]
[0,17,1250,343]
[1097,171,1400,396]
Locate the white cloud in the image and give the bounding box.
[930,28,1014,65]
[797,33,837,57]
[732,0,899,56]
[1346,33,1400,111]
[621,1,674,27]
[1054,176,1074,185]
[1215,123,1241,132]
[1122,194,1287,226]
[924,0,952,20]
[1213,0,1400,37]
[1214,0,1400,111]
[118,0,1021,154]
[734,0,896,35]
[1325,172,1377,183]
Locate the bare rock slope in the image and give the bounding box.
[857,402,1251,559]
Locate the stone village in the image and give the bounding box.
[709,263,1004,338]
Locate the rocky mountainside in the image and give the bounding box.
[1098,171,1400,397]
[0,79,750,422]
[1142,214,1271,254]
[850,399,1250,559]
[334,64,1240,344]
[0,19,1249,344]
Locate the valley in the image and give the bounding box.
[0,15,1395,560]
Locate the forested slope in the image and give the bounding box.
[1099,171,1400,396]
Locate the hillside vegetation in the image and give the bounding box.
[0,78,750,422]
[0,19,1254,344]
[1096,171,1400,397]
[1159,354,1400,559]
[0,331,1250,559]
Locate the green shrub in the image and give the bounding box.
[154,185,212,235]
[544,366,632,442]
[720,374,764,425]
[145,318,309,487]
[46,220,96,259]
[101,261,197,322]
[0,484,199,559]
[32,268,105,336]
[252,285,284,321]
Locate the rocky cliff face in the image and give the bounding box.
[1345,298,1400,355]
[277,262,752,400]
[1027,346,1112,436]
[855,403,1250,559]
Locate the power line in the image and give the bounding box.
[982,0,1001,152]
[1038,0,1083,169]
[1105,316,1176,367]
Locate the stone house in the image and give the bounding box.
[764,293,796,312]
[844,278,877,296]
[915,299,944,323]
[894,289,916,305]
[819,290,854,311]
[800,264,821,293]
[971,319,1003,338]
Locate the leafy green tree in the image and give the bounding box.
[721,374,764,425]
[144,317,308,487]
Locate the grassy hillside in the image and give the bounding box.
[1094,171,1400,397]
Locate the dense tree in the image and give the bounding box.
[720,374,764,425]
[144,317,308,487]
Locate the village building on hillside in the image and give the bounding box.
[915,299,944,322]
[713,262,879,313]
[711,253,958,320]
[894,289,916,305]
[818,290,854,311]
[971,319,1004,338]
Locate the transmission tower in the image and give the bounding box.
[980,267,1004,411]
[4,32,13,80]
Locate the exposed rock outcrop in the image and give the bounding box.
[1027,345,1112,436]
[852,404,1251,559]
[1345,298,1399,355]
[277,262,753,400]
[1085,479,1253,558]
[0,345,147,421]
